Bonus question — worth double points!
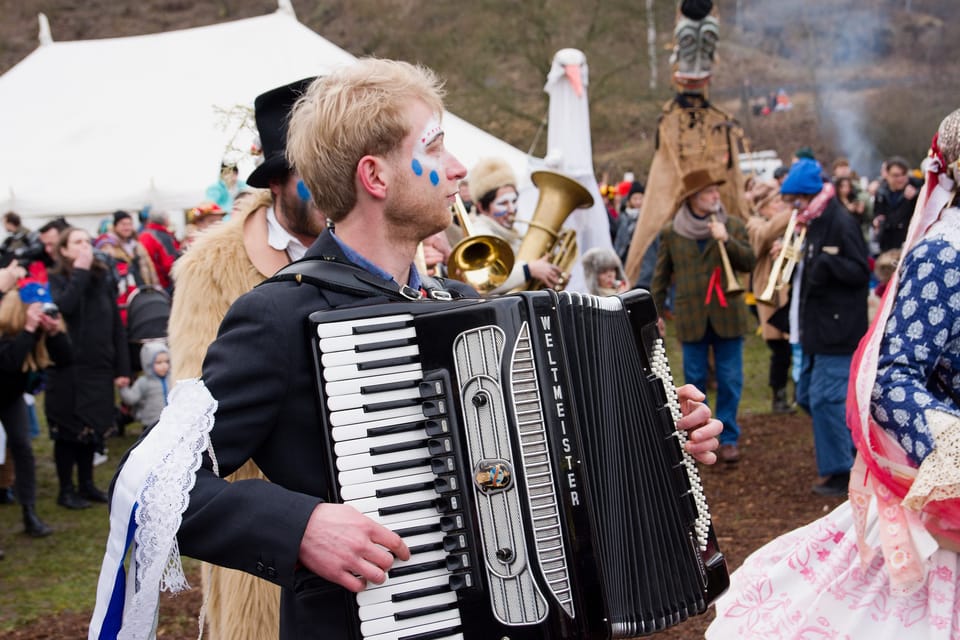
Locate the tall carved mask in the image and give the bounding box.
[670,14,719,91]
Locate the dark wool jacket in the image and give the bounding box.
[798,198,871,355]
[0,330,71,406]
[874,176,923,252]
[46,266,130,436]
[169,231,476,639]
[651,214,756,343]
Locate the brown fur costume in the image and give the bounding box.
[745,208,792,341]
[623,96,748,284]
[168,189,289,640]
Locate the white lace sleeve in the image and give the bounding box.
[904,408,960,511]
[89,378,219,640]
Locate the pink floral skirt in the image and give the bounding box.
[706,501,960,639]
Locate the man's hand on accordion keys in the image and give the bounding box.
[299,502,411,593]
[675,384,723,465]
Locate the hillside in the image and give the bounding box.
[2,0,957,179]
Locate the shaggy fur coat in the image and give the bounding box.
[168,190,289,640]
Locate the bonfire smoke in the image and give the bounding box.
[744,0,891,177]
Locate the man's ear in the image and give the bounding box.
[357,155,389,200]
[268,176,286,200]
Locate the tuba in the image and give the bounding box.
[511,170,594,292]
[446,194,516,295]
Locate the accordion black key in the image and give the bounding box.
[309,289,729,640]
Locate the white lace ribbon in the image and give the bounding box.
[89,379,218,640]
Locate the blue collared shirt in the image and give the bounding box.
[329,231,422,293]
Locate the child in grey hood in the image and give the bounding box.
[119,342,170,429]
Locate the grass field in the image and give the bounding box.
[0,317,776,632]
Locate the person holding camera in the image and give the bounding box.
[0,262,69,537]
[46,228,130,509]
[1,212,45,269]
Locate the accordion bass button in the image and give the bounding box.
[439,513,465,532]
[445,553,470,571]
[448,571,473,591]
[433,476,458,493]
[431,457,456,474]
[424,418,450,436]
[442,533,467,552]
[427,437,453,456]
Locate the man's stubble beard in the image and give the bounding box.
[280,191,325,239]
[384,168,451,244]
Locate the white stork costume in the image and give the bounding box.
[519,48,614,294]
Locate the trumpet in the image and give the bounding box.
[757,208,805,306]
[446,194,516,294]
[710,214,744,296]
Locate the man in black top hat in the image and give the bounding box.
[163,76,325,640]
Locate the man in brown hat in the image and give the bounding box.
[651,167,756,463]
[165,77,322,640]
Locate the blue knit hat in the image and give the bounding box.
[780,159,824,195]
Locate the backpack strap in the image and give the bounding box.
[257,256,464,301]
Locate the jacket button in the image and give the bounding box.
[256,561,265,573]
[267,567,277,579]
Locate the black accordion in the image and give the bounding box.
[309,289,729,640]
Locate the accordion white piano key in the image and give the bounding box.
[401,530,446,551]
[356,572,450,607]
[327,386,425,412]
[318,326,417,354]
[321,344,420,368]
[323,361,422,383]
[360,607,460,638]
[315,313,414,339]
[330,414,429,443]
[364,505,442,527]
[338,462,433,487]
[346,489,439,515]
[339,471,436,501]
[333,429,429,458]
[389,515,447,537]
[329,403,427,429]
[365,564,450,592]
[325,370,423,398]
[387,547,448,570]
[335,446,431,472]
[358,590,458,622]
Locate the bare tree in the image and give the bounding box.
[646,0,658,90]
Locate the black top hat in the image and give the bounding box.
[246,77,316,189]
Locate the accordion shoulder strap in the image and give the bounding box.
[258,256,462,301]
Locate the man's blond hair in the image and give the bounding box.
[287,58,446,223]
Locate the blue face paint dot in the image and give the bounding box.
[429,170,440,186]
[296,180,312,202]
[411,159,424,176]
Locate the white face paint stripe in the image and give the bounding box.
[418,117,443,149]
[412,114,445,187]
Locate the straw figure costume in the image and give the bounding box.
[166,79,314,640]
[624,0,749,285]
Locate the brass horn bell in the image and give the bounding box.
[446,194,516,294]
[510,170,594,292]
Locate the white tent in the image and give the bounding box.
[0,2,532,230]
